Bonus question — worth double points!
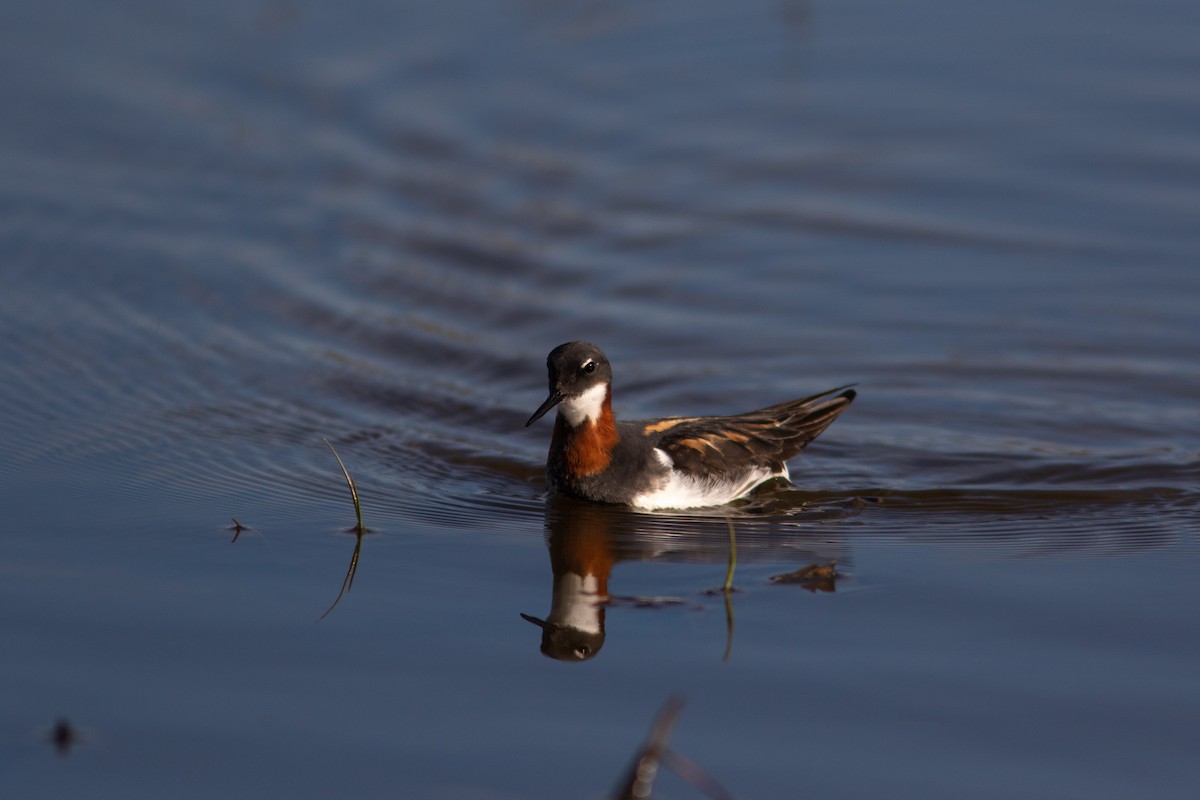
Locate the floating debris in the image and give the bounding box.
[769,560,839,592]
[49,718,80,756]
[227,517,249,543]
[605,595,693,610]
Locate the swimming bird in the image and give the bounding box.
[525,341,855,510]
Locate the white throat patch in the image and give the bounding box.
[559,383,608,427]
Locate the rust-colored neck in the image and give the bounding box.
[552,389,618,477]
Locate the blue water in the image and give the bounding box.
[2,1,1198,798]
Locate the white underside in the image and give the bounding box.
[630,448,788,510]
[559,383,608,426]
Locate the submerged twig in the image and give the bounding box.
[722,589,735,665]
[322,437,364,534]
[723,517,737,592]
[722,517,737,662]
[317,437,369,620]
[320,529,365,621]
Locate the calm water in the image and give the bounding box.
[2,0,1198,797]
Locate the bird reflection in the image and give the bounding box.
[521,499,630,661]
[523,496,847,662]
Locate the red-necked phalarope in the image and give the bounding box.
[525,341,856,510]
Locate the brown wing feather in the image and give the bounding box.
[655,386,856,480]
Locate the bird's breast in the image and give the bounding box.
[551,415,619,478]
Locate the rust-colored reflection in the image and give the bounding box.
[521,499,634,661]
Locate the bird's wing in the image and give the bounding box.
[647,386,856,480]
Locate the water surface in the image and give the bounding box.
[2,1,1198,798]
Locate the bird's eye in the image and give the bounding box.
[583,361,596,374]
